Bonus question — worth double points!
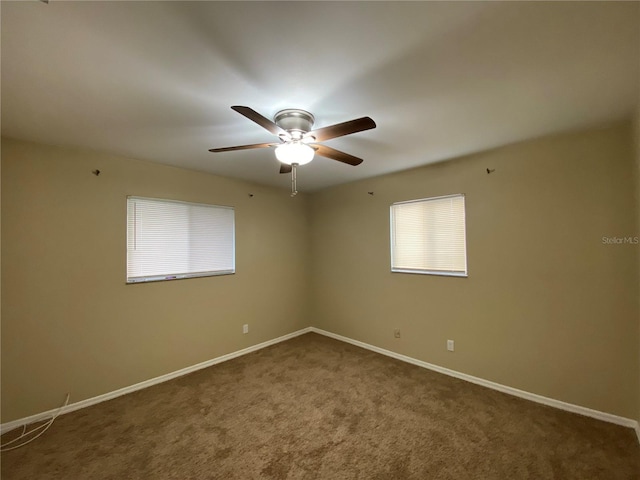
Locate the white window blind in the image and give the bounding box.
[390,194,467,277]
[126,197,235,283]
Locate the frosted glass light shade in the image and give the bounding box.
[275,142,314,165]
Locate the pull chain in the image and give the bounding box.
[290,163,298,197]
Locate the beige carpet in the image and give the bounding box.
[1,333,638,479]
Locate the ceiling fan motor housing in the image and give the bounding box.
[274,109,315,140]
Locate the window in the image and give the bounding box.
[126,196,235,283]
[390,194,467,277]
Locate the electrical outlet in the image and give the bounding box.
[243,324,249,334]
[394,329,401,338]
[447,339,454,351]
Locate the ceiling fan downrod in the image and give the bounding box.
[290,163,298,197]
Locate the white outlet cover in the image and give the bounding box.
[447,340,454,351]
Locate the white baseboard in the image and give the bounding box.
[0,327,313,434]
[4,325,638,442]
[310,327,639,432]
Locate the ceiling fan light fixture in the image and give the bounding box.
[275,142,314,166]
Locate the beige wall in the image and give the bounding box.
[635,108,640,425]
[310,122,639,419]
[1,138,310,422]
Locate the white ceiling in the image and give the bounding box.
[2,1,639,192]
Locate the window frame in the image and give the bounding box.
[390,193,468,278]
[126,196,235,284]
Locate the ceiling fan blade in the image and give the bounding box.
[209,142,277,153]
[279,164,292,174]
[306,117,376,142]
[314,144,363,166]
[231,106,288,138]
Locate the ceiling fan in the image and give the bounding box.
[209,106,376,176]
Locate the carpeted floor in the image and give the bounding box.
[1,332,638,479]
